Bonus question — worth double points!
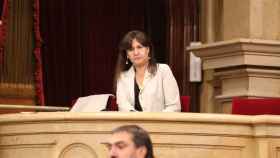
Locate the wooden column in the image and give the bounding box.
[196,0,280,113]
[189,39,280,113]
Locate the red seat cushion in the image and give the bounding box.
[180,96,190,112]
[232,98,280,115]
[106,96,118,111]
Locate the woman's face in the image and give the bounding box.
[126,39,150,67]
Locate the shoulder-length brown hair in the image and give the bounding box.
[114,30,157,87]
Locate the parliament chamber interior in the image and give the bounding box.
[1,0,280,158]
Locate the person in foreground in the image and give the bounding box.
[115,30,181,112]
[105,125,155,158]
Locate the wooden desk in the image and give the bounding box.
[0,112,279,158]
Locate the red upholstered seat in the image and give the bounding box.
[106,96,190,112]
[106,95,118,111]
[180,96,190,112]
[232,98,280,115]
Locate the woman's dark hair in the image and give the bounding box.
[112,125,155,158]
[114,30,157,84]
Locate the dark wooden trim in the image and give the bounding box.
[167,0,200,112]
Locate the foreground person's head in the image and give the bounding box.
[105,125,154,158]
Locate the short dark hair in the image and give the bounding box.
[112,125,155,158]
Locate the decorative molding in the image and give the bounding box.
[154,143,244,149]
[214,68,280,79]
[59,143,97,158]
[0,141,56,149]
[187,38,280,69]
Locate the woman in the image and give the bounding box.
[115,30,181,112]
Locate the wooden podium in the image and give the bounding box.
[0,112,280,158]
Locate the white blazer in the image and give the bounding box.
[116,64,181,112]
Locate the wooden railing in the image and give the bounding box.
[0,104,69,113]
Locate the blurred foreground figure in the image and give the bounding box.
[105,125,154,158]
